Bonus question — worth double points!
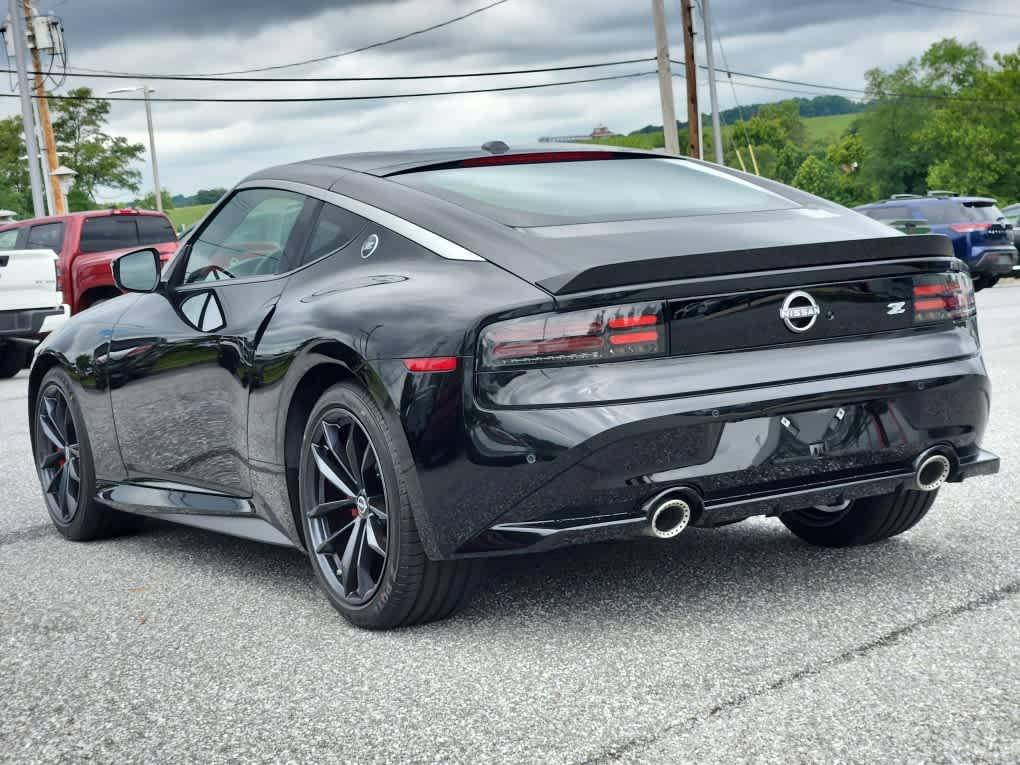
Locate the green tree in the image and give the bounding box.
[856,38,988,198]
[922,48,1020,199]
[51,88,145,210]
[791,155,843,202]
[133,189,175,210]
[0,116,32,216]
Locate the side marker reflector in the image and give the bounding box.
[403,357,458,373]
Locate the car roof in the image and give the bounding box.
[248,143,667,185]
[0,208,168,230]
[859,195,996,209]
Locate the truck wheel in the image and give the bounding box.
[0,345,28,379]
[781,489,937,547]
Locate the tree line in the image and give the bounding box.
[598,38,1019,208]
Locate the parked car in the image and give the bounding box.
[29,146,999,629]
[0,247,67,377]
[855,193,1017,289]
[0,209,179,314]
[1004,203,1020,251]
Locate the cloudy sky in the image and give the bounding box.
[5,0,1020,199]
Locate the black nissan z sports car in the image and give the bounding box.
[29,145,999,629]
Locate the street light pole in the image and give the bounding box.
[142,84,162,213]
[109,84,162,212]
[701,0,724,164]
[8,0,45,217]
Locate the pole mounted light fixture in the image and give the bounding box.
[51,165,77,199]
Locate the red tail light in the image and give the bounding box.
[479,302,666,369]
[949,223,990,233]
[912,273,975,323]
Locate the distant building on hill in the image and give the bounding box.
[538,125,618,143]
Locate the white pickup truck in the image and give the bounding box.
[0,248,69,378]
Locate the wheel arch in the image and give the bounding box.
[27,352,64,444]
[274,341,440,555]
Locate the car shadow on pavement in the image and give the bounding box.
[107,515,974,632]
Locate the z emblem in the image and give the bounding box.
[886,301,907,315]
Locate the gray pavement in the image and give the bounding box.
[1,285,1018,764]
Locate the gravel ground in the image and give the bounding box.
[1,285,1018,764]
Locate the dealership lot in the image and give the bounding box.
[1,287,1018,764]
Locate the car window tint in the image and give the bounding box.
[920,202,960,224]
[395,158,797,226]
[961,202,1004,223]
[137,216,177,245]
[26,222,64,251]
[0,229,18,250]
[182,189,307,283]
[80,217,139,252]
[864,205,911,221]
[304,203,368,263]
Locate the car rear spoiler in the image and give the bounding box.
[536,234,956,295]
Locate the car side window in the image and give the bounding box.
[302,202,369,266]
[180,188,310,284]
[26,222,64,251]
[0,229,18,250]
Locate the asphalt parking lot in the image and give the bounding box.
[2,286,1018,764]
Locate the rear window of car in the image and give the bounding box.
[916,202,959,224]
[27,222,64,251]
[394,157,797,225]
[960,201,1004,222]
[79,215,176,253]
[863,205,912,221]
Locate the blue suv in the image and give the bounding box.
[855,193,1017,289]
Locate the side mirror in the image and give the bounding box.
[112,248,161,293]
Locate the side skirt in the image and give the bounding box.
[96,481,297,548]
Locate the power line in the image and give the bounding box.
[70,0,514,77]
[4,57,656,83]
[0,69,657,103]
[889,0,1020,19]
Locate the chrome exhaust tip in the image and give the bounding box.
[914,452,952,492]
[641,488,701,539]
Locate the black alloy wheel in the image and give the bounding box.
[306,409,390,606]
[36,384,83,525]
[299,382,481,629]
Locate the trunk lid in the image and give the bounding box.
[0,248,61,312]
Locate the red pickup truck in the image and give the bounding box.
[0,209,179,314]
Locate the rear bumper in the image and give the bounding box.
[470,448,1000,556]
[970,247,1018,275]
[396,348,996,560]
[0,305,67,340]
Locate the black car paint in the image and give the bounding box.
[29,146,998,560]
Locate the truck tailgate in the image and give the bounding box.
[0,248,61,312]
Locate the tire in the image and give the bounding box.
[780,489,937,547]
[33,367,139,541]
[298,382,480,630]
[973,275,999,290]
[0,345,28,378]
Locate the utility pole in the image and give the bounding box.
[23,0,64,214]
[9,0,44,217]
[650,0,679,155]
[33,100,55,214]
[701,0,724,164]
[679,0,700,158]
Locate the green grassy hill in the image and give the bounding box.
[166,204,213,231]
[802,113,859,144]
[590,112,862,153]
